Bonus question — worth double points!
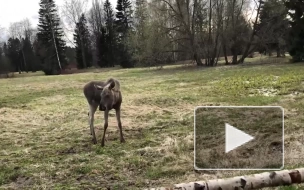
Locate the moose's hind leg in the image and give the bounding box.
[89,103,98,144]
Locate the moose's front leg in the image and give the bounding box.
[101,110,109,147]
[115,108,125,143]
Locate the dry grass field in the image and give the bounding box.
[1,56,304,189]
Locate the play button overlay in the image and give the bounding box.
[225,123,254,153]
[194,106,284,170]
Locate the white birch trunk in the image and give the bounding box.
[146,168,304,190]
[46,2,62,71]
[50,21,62,70]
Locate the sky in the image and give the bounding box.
[0,0,117,45]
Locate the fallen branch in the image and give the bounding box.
[145,168,304,190]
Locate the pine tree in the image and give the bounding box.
[22,37,40,72]
[6,38,22,73]
[256,0,289,57]
[285,0,304,62]
[2,43,8,57]
[104,0,116,67]
[65,46,76,64]
[37,0,67,75]
[115,0,133,39]
[96,27,108,67]
[0,44,12,76]
[115,0,134,68]
[73,14,92,69]
[0,46,3,73]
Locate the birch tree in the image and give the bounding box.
[146,168,304,190]
[37,0,67,75]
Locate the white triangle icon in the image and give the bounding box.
[225,123,254,153]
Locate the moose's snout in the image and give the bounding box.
[99,104,106,111]
[100,94,112,111]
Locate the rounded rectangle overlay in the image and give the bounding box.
[194,106,284,171]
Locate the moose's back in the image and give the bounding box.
[83,81,106,105]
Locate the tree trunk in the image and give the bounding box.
[48,11,62,71]
[223,43,229,65]
[18,64,21,74]
[146,168,304,190]
[21,49,28,73]
[206,0,212,66]
[238,0,263,64]
[210,32,220,66]
[276,47,281,57]
[231,46,238,64]
[194,52,203,66]
[232,54,238,64]
[268,49,272,57]
[80,33,87,69]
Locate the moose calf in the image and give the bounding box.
[83,78,125,146]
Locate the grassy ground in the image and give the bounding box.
[0,56,304,189]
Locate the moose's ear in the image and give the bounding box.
[109,81,115,90]
[94,84,103,90]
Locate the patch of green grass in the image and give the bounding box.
[237,95,280,105]
[145,166,186,180]
[278,186,299,190]
[95,145,126,157]
[73,166,92,175]
[0,166,24,185]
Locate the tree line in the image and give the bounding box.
[0,0,304,76]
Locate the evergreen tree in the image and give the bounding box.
[6,38,22,73]
[96,27,109,67]
[104,0,115,67]
[37,0,67,75]
[285,0,304,62]
[0,44,12,76]
[22,37,40,72]
[33,37,46,68]
[3,43,8,57]
[73,14,92,69]
[0,46,3,73]
[256,0,289,57]
[115,0,134,68]
[65,46,76,65]
[115,0,133,37]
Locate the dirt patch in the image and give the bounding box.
[58,147,77,155]
[2,176,33,190]
[249,88,279,97]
